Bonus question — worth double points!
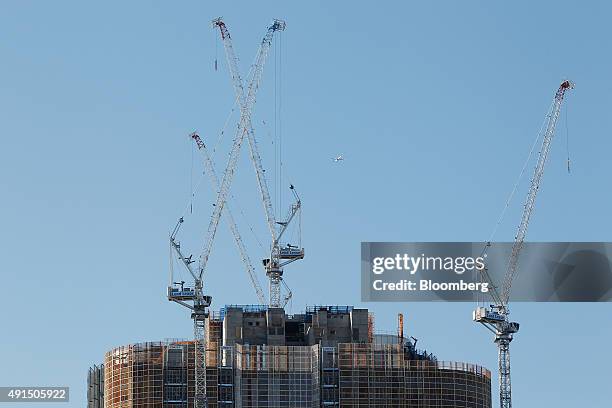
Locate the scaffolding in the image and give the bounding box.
[87,364,104,408]
[104,343,159,408]
[321,346,340,406]
[235,344,320,408]
[206,316,224,407]
[103,341,196,408]
[367,314,374,344]
[336,343,491,408]
[306,306,353,315]
[95,307,491,408]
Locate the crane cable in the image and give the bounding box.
[177,143,267,277]
[172,26,278,288]
[177,44,268,244]
[486,100,554,245]
[212,50,261,154]
[211,45,272,256]
[565,100,571,174]
[279,31,283,217]
[475,100,555,306]
[273,34,278,219]
[181,134,207,221]
[214,27,218,72]
[272,32,284,220]
[190,138,194,214]
[232,197,267,253]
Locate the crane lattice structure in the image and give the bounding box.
[473,80,573,408]
[213,17,303,308]
[191,132,266,304]
[168,19,284,408]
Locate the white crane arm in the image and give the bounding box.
[214,17,284,243]
[197,19,282,278]
[245,127,277,243]
[500,80,573,305]
[191,133,266,304]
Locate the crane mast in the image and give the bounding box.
[214,17,303,308]
[168,218,211,408]
[266,186,303,307]
[474,80,573,408]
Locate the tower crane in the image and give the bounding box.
[168,20,283,408]
[473,80,573,408]
[191,131,266,304]
[214,17,303,308]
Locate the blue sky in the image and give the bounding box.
[1,1,611,407]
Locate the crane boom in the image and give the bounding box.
[246,126,277,242]
[474,80,573,408]
[500,79,573,305]
[197,19,283,279]
[214,17,282,242]
[191,132,266,304]
[211,18,245,108]
[215,17,302,308]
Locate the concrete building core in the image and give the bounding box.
[222,305,369,347]
[88,305,491,408]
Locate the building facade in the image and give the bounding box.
[88,306,491,408]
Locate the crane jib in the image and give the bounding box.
[500,80,573,305]
[475,80,573,408]
[196,19,285,279]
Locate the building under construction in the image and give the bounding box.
[88,305,491,408]
[86,18,492,408]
